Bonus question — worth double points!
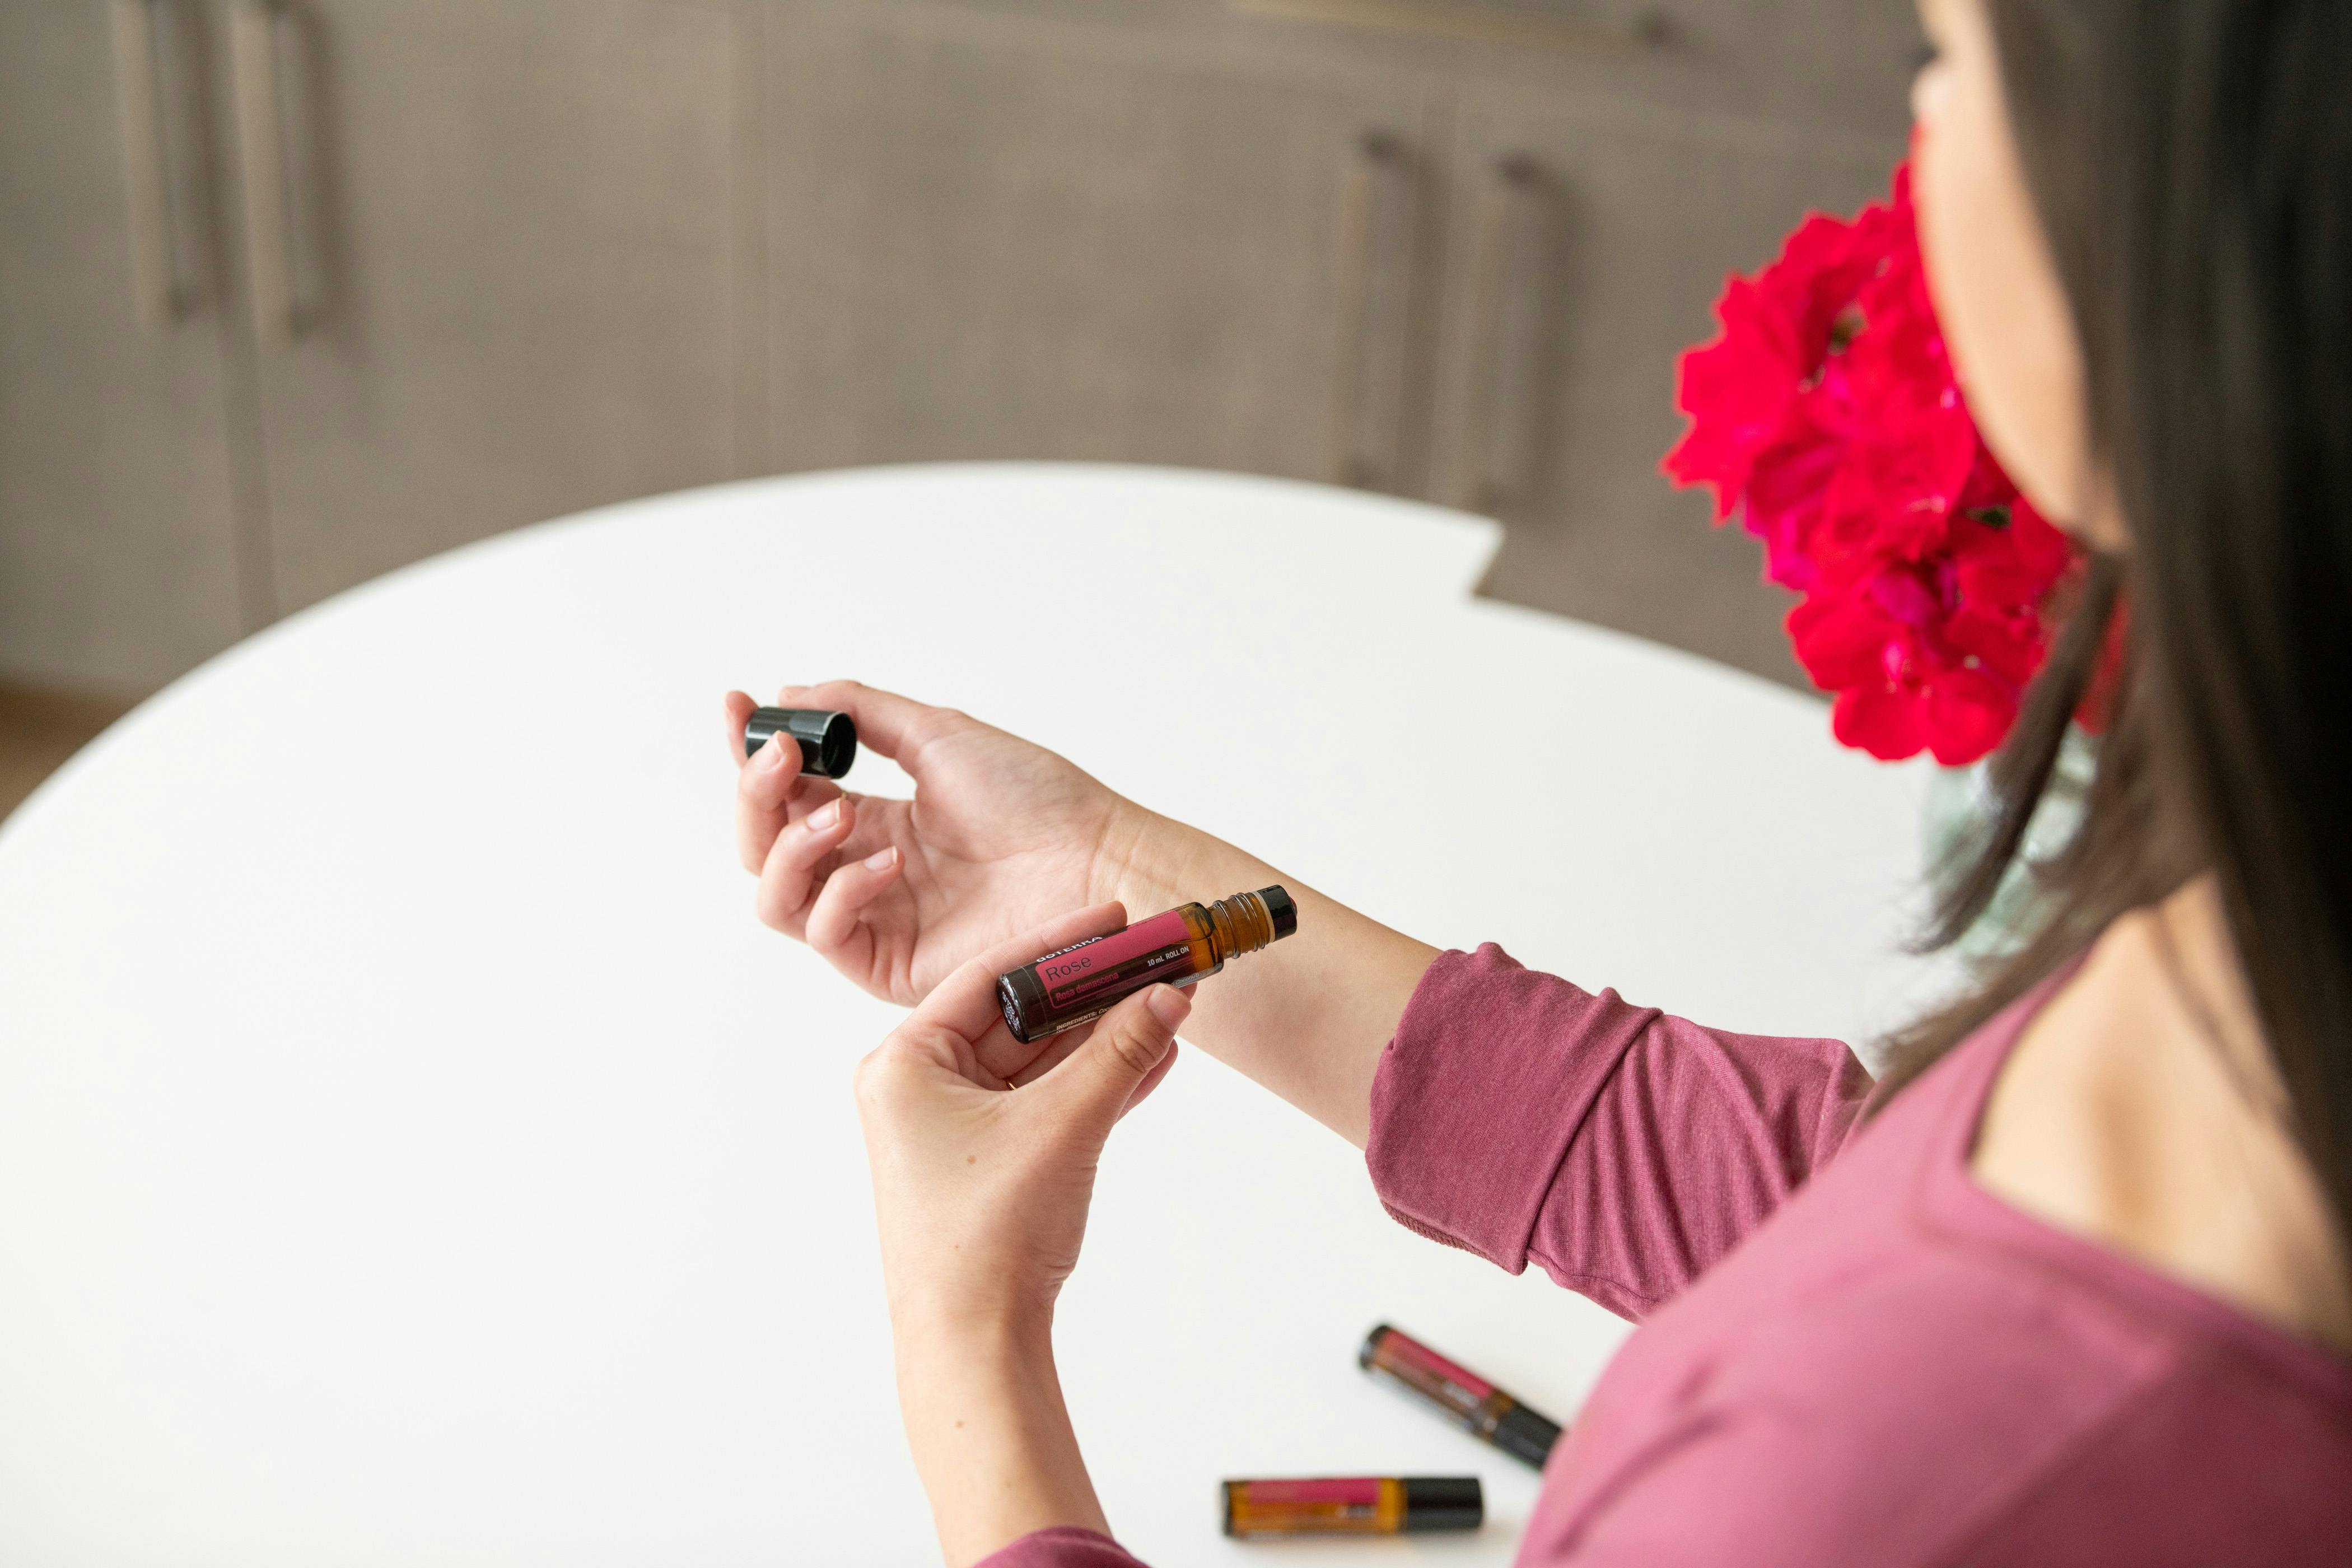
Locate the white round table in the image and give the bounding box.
[0,465,1948,1565]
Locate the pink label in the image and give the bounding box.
[1244,1478,1380,1506]
[1033,909,1192,1006]
[1384,1331,1494,1401]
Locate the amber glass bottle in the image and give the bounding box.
[1221,1476,1483,1537]
[996,885,1298,1044]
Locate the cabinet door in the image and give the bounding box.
[230,0,743,613]
[766,3,1443,494]
[0,0,250,693]
[1428,108,1900,686]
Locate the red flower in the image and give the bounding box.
[1788,585,2022,765]
[1662,162,2086,766]
[1662,279,1810,518]
[1662,194,1905,519]
[1743,430,1843,591]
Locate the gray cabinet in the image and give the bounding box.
[762,1,1911,685]
[230,0,745,614]
[0,0,748,691]
[0,0,252,693]
[765,3,1443,495]
[1,0,1916,696]
[1426,104,1895,679]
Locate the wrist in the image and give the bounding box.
[890,1296,1107,1566]
[890,1286,1056,1365]
[1088,799,1266,916]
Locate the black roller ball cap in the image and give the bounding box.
[744,707,858,778]
[1401,1476,1483,1532]
[1496,1402,1564,1468]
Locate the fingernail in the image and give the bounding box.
[757,733,791,771]
[864,846,898,872]
[1145,984,1191,1030]
[809,798,843,832]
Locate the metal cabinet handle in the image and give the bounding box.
[1233,0,1673,54]
[1329,128,1408,491]
[229,0,299,347]
[1457,153,1551,518]
[110,0,185,328]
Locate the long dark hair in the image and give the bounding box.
[1877,0,2352,1244]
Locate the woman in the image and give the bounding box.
[722,0,2351,1560]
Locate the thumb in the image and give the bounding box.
[1047,984,1189,1132]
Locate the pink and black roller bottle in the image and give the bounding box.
[997,886,1298,1044]
[1360,1323,1564,1468]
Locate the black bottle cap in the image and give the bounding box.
[1496,1401,1564,1469]
[1357,1321,1395,1371]
[744,707,858,778]
[1259,885,1299,940]
[1401,1476,1483,1532]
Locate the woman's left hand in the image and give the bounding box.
[855,902,1189,1566]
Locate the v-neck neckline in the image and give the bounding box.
[1914,958,2352,1410]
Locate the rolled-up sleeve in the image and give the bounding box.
[1365,945,1870,1319]
[975,1528,1150,1567]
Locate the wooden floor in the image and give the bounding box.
[0,683,135,827]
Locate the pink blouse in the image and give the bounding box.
[981,945,2352,1566]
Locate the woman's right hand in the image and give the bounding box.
[724,680,1180,1008]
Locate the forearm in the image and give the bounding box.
[1089,804,1437,1147]
[1363,944,1873,1315]
[895,1309,1108,1568]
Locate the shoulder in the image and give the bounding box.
[1524,1249,2352,1567]
[1973,902,2352,1356]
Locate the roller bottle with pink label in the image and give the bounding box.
[996,885,1298,1044]
[1221,1476,1483,1537]
[1360,1323,1565,1468]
